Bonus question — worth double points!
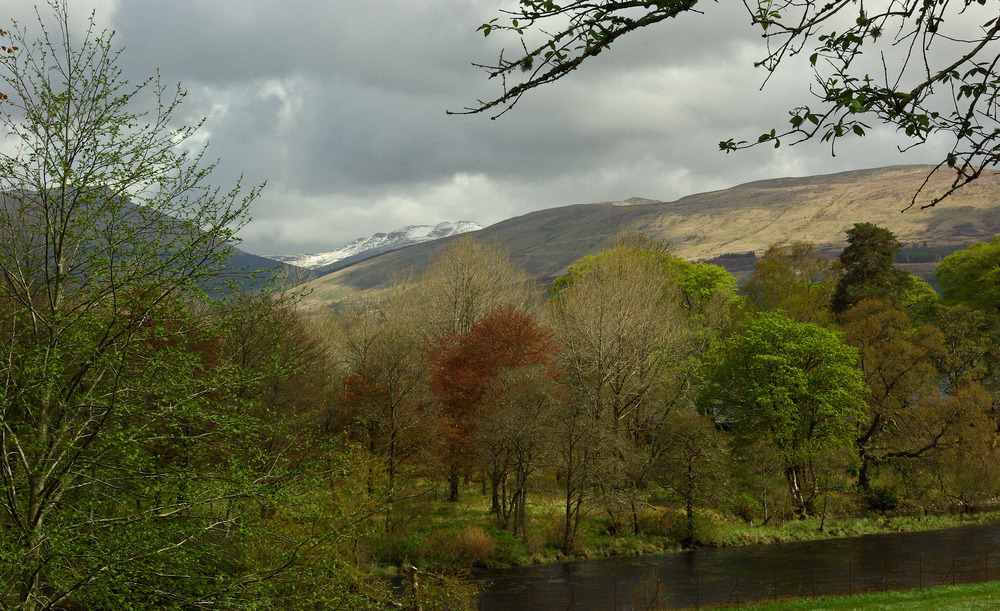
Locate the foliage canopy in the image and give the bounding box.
[701,311,867,516]
[936,235,1000,315]
[0,4,321,608]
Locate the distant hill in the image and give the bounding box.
[266,221,482,271]
[296,165,1000,309]
[0,190,309,294]
[224,247,312,293]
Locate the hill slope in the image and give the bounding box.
[298,165,1000,308]
[267,221,482,270]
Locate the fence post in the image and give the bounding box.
[953,555,957,586]
[884,559,888,591]
[919,556,923,590]
[810,562,815,598]
[656,576,660,609]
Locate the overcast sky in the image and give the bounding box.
[6,1,955,255]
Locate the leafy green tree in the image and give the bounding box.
[930,304,999,400]
[900,275,940,321]
[839,299,948,494]
[743,241,838,323]
[701,312,867,517]
[655,410,729,546]
[551,235,741,538]
[0,4,325,608]
[553,234,738,316]
[831,223,912,315]
[933,238,1000,417]
[936,235,1000,316]
[458,1,1000,205]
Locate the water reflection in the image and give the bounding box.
[476,522,1000,609]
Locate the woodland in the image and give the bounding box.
[4,1,1000,610]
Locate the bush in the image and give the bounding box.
[734,494,763,524]
[641,509,724,546]
[867,487,900,512]
[640,508,681,538]
[429,527,496,567]
[368,530,431,566]
[539,510,568,551]
[486,526,526,566]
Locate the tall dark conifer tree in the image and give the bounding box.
[831,223,912,315]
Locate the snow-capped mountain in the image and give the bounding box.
[267,221,482,270]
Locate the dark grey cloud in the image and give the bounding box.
[5,0,951,254]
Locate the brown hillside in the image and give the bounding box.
[298,165,1000,309]
[638,165,1000,260]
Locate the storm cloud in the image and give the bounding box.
[4,1,952,255]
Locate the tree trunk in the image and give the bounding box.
[857,452,875,494]
[684,497,695,546]
[786,466,808,518]
[490,471,502,515]
[563,489,574,553]
[385,454,397,532]
[448,463,460,502]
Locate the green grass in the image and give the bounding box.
[366,475,1000,574]
[730,580,1000,610]
[719,512,1000,548]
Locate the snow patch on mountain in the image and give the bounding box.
[267,221,482,269]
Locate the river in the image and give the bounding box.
[475,521,1000,609]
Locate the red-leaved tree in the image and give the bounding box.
[428,305,560,506]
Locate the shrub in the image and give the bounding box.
[429,527,496,567]
[368,530,431,566]
[867,487,900,512]
[640,509,725,546]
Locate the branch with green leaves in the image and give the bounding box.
[459,0,1000,207]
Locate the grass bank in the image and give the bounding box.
[718,511,1000,547]
[365,481,1000,571]
[729,580,1000,610]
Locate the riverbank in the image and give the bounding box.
[716,510,1000,548]
[527,510,1000,566]
[732,580,1000,610]
[476,521,1000,610]
[371,484,1000,572]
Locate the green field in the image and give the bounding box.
[730,581,1000,610]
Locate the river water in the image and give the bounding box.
[475,521,1000,609]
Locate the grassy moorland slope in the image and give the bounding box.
[298,165,1000,309]
[635,165,1000,261]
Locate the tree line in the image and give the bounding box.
[329,227,999,559]
[3,2,999,608]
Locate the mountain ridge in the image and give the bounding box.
[266,221,482,270]
[295,165,1000,309]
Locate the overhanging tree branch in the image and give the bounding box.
[457,0,1000,205]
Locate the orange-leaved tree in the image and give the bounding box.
[428,305,560,506]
